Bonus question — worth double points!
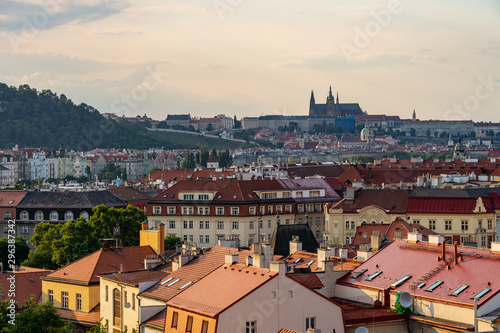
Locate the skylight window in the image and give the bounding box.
[161,277,173,286]
[351,268,368,279]
[366,271,382,281]
[179,281,192,290]
[472,288,491,300]
[306,260,315,266]
[417,282,426,289]
[293,258,301,264]
[167,279,180,287]
[8,200,13,204]
[425,280,443,292]
[450,285,469,296]
[390,275,412,289]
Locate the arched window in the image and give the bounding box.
[20,210,29,220]
[143,205,147,212]
[3,211,12,220]
[65,211,74,221]
[80,211,89,220]
[50,211,59,221]
[35,211,44,221]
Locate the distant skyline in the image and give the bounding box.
[1,0,499,122]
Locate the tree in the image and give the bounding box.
[98,163,127,182]
[164,235,183,251]
[181,150,196,169]
[206,123,214,131]
[409,128,416,137]
[0,298,73,333]
[23,205,144,269]
[217,149,233,168]
[0,237,30,269]
[195,148,209,167]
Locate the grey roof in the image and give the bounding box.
[270,223,319,257]
[19,190,127,208]
[166,114,190,120]
[336,103,362,113]
[411,188,500,197]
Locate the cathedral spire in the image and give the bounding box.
[412,109,416,120]
[327,85,334,100]
[336,92,339,104]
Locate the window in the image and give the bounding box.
[20,210,29,220]
[216,207,224,216]
[350,221,355,229]
[482,236,486,247]
[76,293,82,311]
[231,207,239,216]
[182,207,194,215]
[268,220,271,228]
[461,220,468,231]
[296,191,303,198]
[473,288,491,300]
[183,235,188,242]
[64,211,74,221]
[285,219,290,225]
[79,211,89,220]
[232,221,239,230]
[390,275,412,289]
[183,194,194,200]
[285,205,292,213]
[153,206,161,215]
[345,221,350,230]
[245,321,256,333]
[171,311,178,328]
[189,221,193,229]
[198,207,209,215]
[48,290,53,305]
[268,206,273,214]
[249,207,256,215]
[248,234,254,244]
[205,235,209,243]
[186,316,193,333]
[200,235,204,243]
[217,221,224,229]
[183,221,188,229]
[276,205,282,213]
[262,192,277,199]
[35,210,44,221]
[429,220,436,230]
[315,217,320,226]
[445,220,452,230]
[199,221,204,229]
[217,235,225,240]
[61,292,69,309]
[315,203,321,212]
[351,269,368,279]
[3,211,12,219]
[306,317,316,329]
[168,206,176,215]
[169,221,175,229]
[297,205,304,213]
[366,271,383,281]
[201,320,209,333]
[189,235,193,242]
[105,285,108,302]
[488,219,493,229]
[21,226,29,234]
[205,221,209,229]
[198,194,209,200]
[259,220,263,228]
[249,221,254,229]
[413,220,420,224]
[450,285,469,296]
[425,280,443,292]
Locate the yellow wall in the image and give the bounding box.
[140,229,161,254]
[164,307,216,333]
[41,280,100,312]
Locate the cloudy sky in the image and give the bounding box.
[0,0,499,122]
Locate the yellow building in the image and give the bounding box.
[40,246,156,332]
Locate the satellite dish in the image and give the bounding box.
[399,291,413,308]
[355,327,369,333]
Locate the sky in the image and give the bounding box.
[0,0,499,122]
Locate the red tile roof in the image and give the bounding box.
[143,308,166,329]
[287,273,324,289]
[167,263,277,317]
[0,191,27,207]
[140,246,252,302]
[332,189,411,214]
[58,304,100,325]
[338,240,500,308]
[337,166,363,185]
[99,270,168,287]
[0,267,52,304]
[406,196,493,214]
[43,246,156,285]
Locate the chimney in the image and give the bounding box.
[289,236,302,254]
[246,255,253,266]
[251,253,262,268]
[491,242,500,253]
[261,243,272,269]
[144,254,162,270]
[141,221,148,230]
[269,260,285,274]
[317,247,335,270]
[338,247,348,259]
[371,233,381,251]
[407,228,423,243]
[442,241,446,261]
[159,223,165,254]
[225,251,239,265]
[454,243,458,265]
[346,187,355,200]
[428,234,444,246]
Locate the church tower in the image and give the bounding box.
[309,90,316,117]
[326,85,335,116]
[412,109,416,121]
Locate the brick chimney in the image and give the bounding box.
[142,221,148,230]
[225,251,239,264]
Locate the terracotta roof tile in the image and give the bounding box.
[287,273,324,289]
[0,268,52,304]
[167,263,277,317]
[0,191,28,207]
[58,304,100,325]
[143,308,166,329]
[43,246,156,284]
[99,270,168,287]
[333,189,411,214]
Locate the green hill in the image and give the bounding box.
[0,83,245,150]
